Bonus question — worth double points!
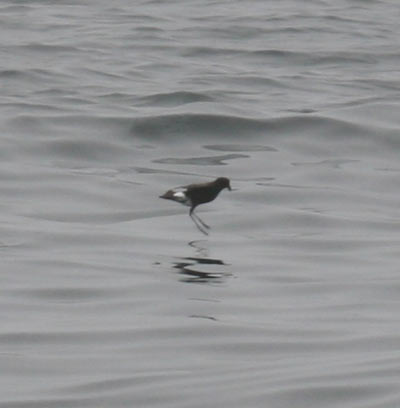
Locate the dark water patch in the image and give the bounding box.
[116,12,167,24]
[154,153,248,166]
[21,43,80,54]
[53,96,97,107]
[179,46,377,67]
[130,113,381,144]
[5,115,50,136]
[132,167,208,179]
[133,166,181,175]
[179,45,242,58]
[32,139,130,162]
[204,144,277,152]
[250,49,378,65]
[0,67,73,84]
[34,88,76,97]
[1,102,67,113]
[136,91,214,107]
[131,24,166,34]
[28,210,171,224]
[97,92,149,106]
[0,4,32,12]
[0,242,24,250]
[287,108,318,114]
[270,115,371,139]
[221,75,289,89]
[78,67,127,81]
[190,24,268,40]
[0,69,27,79]
[130,114,268,140]
[10,287,123,304]
[8,114,134,138]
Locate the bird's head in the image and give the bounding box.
[215,177,232,191]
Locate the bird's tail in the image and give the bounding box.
[159,191,174,200]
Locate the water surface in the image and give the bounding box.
[1,0,400,406]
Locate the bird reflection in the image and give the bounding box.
[173,257,227,283]
[188,239,209,257]
[173,240,230,284]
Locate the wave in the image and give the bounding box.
[135,91,214,107]
[131,113,269,140]
[130,112,383,141]
[6,110,400,164]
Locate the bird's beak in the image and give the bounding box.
[228,185,232,191]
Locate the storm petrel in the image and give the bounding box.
[160,177,232,234]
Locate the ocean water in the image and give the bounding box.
[1,0,400,406]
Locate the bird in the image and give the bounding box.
[160,177,232,235]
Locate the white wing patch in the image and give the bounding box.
[172,189,191,206]
[173,191,186,200]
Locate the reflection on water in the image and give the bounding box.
[173,257,228,284]
[188,239,209,257]
[189,314,218,321]
[173,240,230,284]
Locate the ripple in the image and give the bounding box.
[10,287,124,304]
[204,144,277,152]
[292,159,359,169]
[137,91,214,107]
[153,153,248,166]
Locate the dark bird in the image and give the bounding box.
[160,177,232,234]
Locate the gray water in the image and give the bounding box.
[2,1,400,406]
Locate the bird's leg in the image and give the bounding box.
[190,213,208,235]
[194,213,210,229]
[190,208,210,229]
[190,208,209,235]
